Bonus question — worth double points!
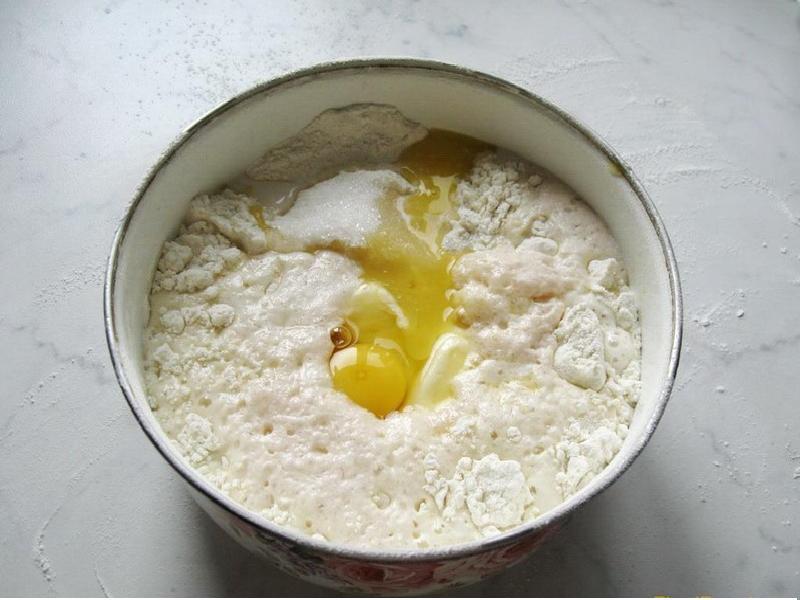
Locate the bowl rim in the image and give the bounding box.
[104,57,683,563]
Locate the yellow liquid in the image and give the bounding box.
[248,204,270,231]
[330,130,490,417]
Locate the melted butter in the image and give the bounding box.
[329,130,491,417]
[399,128,489,176]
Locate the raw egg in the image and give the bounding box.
[330,343,407,418]
[329,130,491,417]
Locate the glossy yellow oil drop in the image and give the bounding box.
[329,130,491,417]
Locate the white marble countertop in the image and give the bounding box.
[2,1,799,596]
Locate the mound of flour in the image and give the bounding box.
[246,104,428,182]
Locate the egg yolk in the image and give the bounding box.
[329,343,407,418]
[329,130,491,417]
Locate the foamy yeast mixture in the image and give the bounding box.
[144,105,641,548]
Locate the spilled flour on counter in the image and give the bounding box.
[143,105,641,549]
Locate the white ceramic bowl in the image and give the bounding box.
[105,59,682,594]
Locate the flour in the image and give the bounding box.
[588,257,625,291]
[424,454,534,535]
[246,104,428,182]
[443,153,538,251]
[445,152,621,262]
[187,190,268,254]
[553,304,607,391]
[554,421,626,496]
[143,115,641,549]
[152,221,244,293]
[176,413,221,466]
[451,247,569,363]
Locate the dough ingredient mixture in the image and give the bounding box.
[144,105,641,548]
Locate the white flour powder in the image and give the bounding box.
[246,104,427,182]
[143,109,640,549]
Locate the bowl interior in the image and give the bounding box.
[108,61,678,554]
